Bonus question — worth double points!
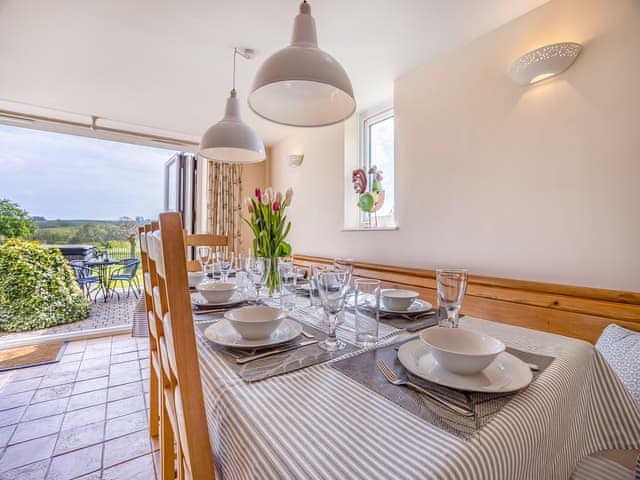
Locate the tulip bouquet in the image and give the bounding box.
[244,187,293,295]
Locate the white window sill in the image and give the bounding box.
[341,225,399,232]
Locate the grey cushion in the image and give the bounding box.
[596,324,640,406]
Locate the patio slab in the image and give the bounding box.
[0,290,139,344]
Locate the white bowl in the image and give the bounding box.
[188,271,205,288]
[381,289,419,311]
[197,282,237,304]
[420,328,505,375]
[224,306,285,340]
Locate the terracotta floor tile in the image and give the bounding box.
[0,458,49,480]
[54,421,104,455]
[66,389,107,412]
[75,367,109,382]
[61,404,105,431]
[31,384,74,405]
[47,443,102,480]
[0,406,25,427]
[0,390,34,411]
[39,373,77,389]
[10,413,63,445]
[0,426,15,447]
[0,433,56,472]
[22,398,68,422]
[71,377,108,396]
[107,381,142,402]
[105,410,148,440]
[102,453,155,480]
[103,430,152,468]
[0,377,42,395]
[106,395,145,420]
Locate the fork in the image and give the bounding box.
[376,360,474,417]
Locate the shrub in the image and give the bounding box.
[0,239,91,332]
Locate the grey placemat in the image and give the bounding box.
[331,341,554,440]
[196,320,356,383]
[379,307,445,331]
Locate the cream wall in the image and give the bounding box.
[269,0,640,292]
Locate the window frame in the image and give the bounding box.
[358,105,396,228]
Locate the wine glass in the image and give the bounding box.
[217,251,233,282]
[248,257,269,303]
[316,269,351,352]
[197,247,211,274]
[436,269,468,328]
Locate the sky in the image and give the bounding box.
[0,124,177,220]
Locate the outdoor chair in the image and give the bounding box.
[69,260,101,302]
[109,258,141,299]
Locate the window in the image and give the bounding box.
[356,106,395,228]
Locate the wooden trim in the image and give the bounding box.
[294,255,640,344]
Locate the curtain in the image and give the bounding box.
[207,162,243,252]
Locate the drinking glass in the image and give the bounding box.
[316,269,351,352]
[333,258,354,286]
[279,265,297,314]
[235,270,249,296]
[217,251,233,282]
[233,252,245,272]
[248,257,269,303]
[354,279,380,347]
[309,264,330,307]
[197,247,211,273]
[436,269,468,328]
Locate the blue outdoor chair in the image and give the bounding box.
[69,260,101,302]
[109,258,141,299]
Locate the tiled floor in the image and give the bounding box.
[0,291,139,343]
[0,334,158,479]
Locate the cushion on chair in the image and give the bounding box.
[596,324,640,406]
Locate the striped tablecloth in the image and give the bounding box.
[194,311,640,480]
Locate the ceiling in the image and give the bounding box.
[0,0,550,147]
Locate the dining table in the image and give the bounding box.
[85,257,120,301]
[192,297,640,480]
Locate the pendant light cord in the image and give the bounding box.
[232,47,238,95]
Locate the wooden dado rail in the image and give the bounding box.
[294,255,640,344]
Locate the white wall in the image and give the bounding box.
[270,0,640,291]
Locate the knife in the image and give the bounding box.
[236,339,318,364]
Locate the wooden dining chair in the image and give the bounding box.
[183,232,231,272]
[138,225,160,441]
[148,213,216,480]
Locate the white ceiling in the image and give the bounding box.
[0,0,550,147]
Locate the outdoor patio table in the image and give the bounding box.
[193,305,640,480]
[85,258,120,301]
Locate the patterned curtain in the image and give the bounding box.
[207,162,243,252]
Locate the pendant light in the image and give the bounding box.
[248,1,356,127]
[199,48,265,163]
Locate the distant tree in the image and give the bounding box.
[68,222,119,244]
[117,219,139,258]
[30,216,46,222]
[0,199,35,241]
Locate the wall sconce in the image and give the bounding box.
[288,154,304,168]
[508,42,582,85]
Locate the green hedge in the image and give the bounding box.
[0,239,91,332]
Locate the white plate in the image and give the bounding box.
[192,291,247,308]
[380,299,432,314]
[204,318,302,349]
[397,338,532,393]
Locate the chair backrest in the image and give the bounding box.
[148,213,215,479]
[120,258,140,277]
[68,260,90,280]
[183,232,231,272]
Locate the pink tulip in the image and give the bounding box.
[272,200,280,211]
[255,188,262,201]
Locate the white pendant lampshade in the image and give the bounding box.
[248,1,356,127]
[199,49,265,163]
[508,42,582,86]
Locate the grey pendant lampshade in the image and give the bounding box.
[199,49,265,164]
[248,1,356,127]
